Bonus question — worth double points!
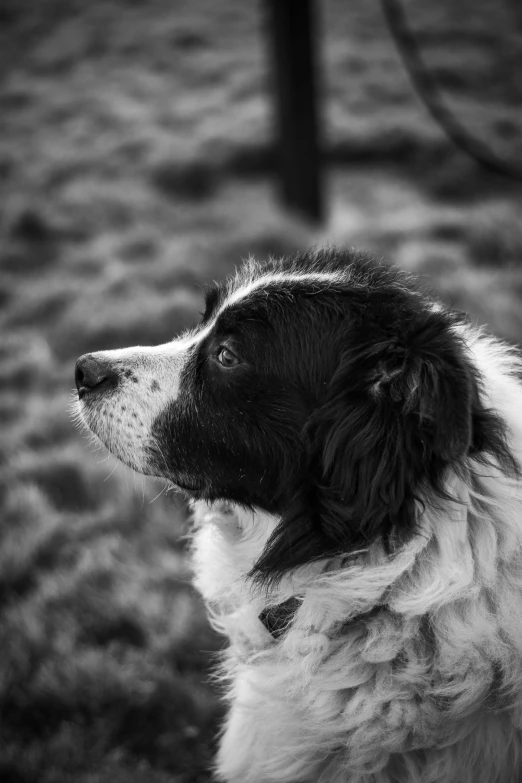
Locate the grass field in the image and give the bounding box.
[1,0,522,780]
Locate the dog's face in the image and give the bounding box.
[75,249,513,580]
[75,255,341,505]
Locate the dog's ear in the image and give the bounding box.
[311,310,475,547]
[252,310,477,584]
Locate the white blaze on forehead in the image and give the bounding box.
[217,271,345,315]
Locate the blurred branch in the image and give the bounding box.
[381,0,522,179]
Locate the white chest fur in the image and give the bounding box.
[189,484,522,783]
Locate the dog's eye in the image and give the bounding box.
[216,346,241,368]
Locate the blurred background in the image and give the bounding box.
[1,0,521,781]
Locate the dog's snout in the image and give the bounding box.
[75,354,119,399]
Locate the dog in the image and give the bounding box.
[74,247,522,783]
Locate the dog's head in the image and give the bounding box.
[75,248,514,582]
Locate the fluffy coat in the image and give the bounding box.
[75,250,522,782]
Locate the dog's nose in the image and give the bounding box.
[75,354,119,399]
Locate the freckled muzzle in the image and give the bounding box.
[74,340,193,475]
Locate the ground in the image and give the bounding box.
[1,0,522,781]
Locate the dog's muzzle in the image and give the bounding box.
[74,341,194,477]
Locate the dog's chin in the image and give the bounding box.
[103,441,151,475]
[78,410,149,475]
[79,407,208,497]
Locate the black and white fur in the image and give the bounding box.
[74,248,522,783]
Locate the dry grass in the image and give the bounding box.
[0,0,521,780]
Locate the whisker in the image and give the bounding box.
[149,483,168,504]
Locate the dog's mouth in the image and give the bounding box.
[168,475,207,497]
[77,377,117,401]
